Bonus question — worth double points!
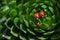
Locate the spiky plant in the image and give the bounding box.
[0,0,60,40]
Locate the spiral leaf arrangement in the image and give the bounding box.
[0,0,60,40]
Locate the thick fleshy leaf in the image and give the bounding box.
[17,4,23,10]
[24,2,30,8]
[27,28,36,35]
[9,9,17,18]
[0,24,3,31]
[23,18,29,27]
[49,6,54,13]
[41,5,47,9]
[14,17,19,24]
[10,26,18,37]
[0,34,2,39]
[2,35,11,40]
[20,24,27,33]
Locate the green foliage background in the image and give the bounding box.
[0,0,60,40]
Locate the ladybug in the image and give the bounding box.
[36,22,40,29]
[39,10,44,17]
[33,13,40,19]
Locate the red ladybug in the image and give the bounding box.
[33,13,40,19]
[39,10,44,17]
[36,22,40,29]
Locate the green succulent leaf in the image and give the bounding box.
[0,24,3,31]
[17,4,23,10]
[0,34,3,39]
[14,17,19,24]
[41,5,47,9]
[2,35,11,40]
[49,6,54,13]
[10,26,18,37]
[24,2,30,8]
[20,24,27,33]
[9,9,17,18]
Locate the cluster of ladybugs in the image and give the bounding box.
[33,10,44,29]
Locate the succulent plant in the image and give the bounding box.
[0,0,60,40]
